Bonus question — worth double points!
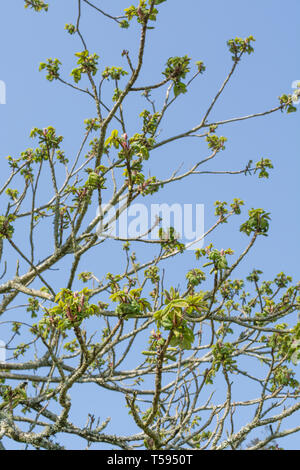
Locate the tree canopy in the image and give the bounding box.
[0,0,299,451]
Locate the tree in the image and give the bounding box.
[0,0,299,450]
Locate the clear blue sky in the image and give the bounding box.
[0,0,299,449]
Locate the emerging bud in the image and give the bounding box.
[137,6,144,20]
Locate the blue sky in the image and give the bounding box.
[0,0,299,449]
